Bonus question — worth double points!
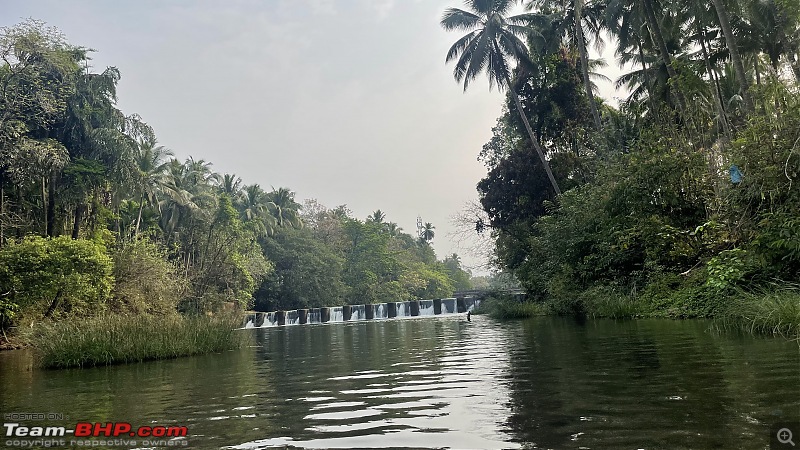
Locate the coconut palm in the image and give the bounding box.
[525,0,606,129]
[266,187,302,228]
[132,137,173,235]
[220,173,242,197]
[367,209,386,224]
[441,0,562,195]
[421,222,436,243]
[710,0,752,110]
[237,183,278,237]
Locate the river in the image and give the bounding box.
[1,316,798,449]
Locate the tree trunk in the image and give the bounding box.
[0,182,4,248]
[711,0,752,111]
[637,37,659,117]
[507,78,562,195]
[71,204,83,239]
[41,177,47,236]
[642,0,686,111]
[44,289,63,318]
[46,175,56,237]
[134,191,145,236]
[699,28,732,140]
[575,0,601,130]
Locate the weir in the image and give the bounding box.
[243,296,481,328]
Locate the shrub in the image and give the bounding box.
[110,239,187,315]
[0,236,113,328]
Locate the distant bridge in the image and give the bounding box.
[453,288,527,301]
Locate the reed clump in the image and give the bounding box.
[716,287,800,340]
[28,313,245,369]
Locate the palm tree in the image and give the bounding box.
[367,209,386,224]
[441,0,562,195]
[421,222,436,243]
[220,173,242,197]
[237,183,278,237]
[710,0,752,110]
[266,187,302,228]
[132,137,173,236]
[525,0,605,130]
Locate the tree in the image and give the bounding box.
[441,0,562,195]
[367,209,386,224]
[421,222,436,242]
[266,187,302,228]
[132,137,172,236]
[711,0,752,110]
[525,0,605,130]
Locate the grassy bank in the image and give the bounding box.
[476,285,800,340]
[716,287,800,339]
[26,313,245,369]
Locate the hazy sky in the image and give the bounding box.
[3,0,627,273]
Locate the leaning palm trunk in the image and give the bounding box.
[642,0,686,112]
[710,0,752,112]
[575,0,602,130]
[134,191,145,236]
[699,27,732,140]
[507,75,562,195]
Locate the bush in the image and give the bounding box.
[27,312,246,368]
[110,239,187,315]
[0,236,113,328]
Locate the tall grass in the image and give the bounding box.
[474,296,552,319]
[28,313,245,369]
[716,287,800,340]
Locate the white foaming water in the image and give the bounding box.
[308,309,321,324]
[397,302,410,317]
[441,298,456,314]
[419,300,434,316]
[374,304,387,319]
[266,312,278,326]
[286,310,300,325]
[330,307,344,322]
[350,305,366,321]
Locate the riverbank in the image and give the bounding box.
[19,313,245,369]
[476,285,800,340]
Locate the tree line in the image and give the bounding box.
[442,0,799,320]
[0,20,472,335]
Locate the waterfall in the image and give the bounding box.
[265,312,278,326]
[350,305,366,321]
[374,303,387,319]
[308,309,321,324]
[464,298,476,312]
[397,302,410,317]
[286,310,300,325]
[330,307,344,322]
[441,298,456,314]
[419,300,434,316]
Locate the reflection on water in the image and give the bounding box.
[1,316,798,449]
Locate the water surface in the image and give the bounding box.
[1,316,798,449]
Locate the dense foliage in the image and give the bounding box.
[0,20,472,339]
[443,0,800,330]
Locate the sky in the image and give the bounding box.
[2,0,629,274]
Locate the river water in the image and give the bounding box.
[1,316,798,449]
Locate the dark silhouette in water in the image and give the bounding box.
[466,311,471,322]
